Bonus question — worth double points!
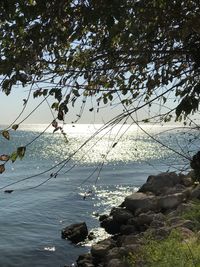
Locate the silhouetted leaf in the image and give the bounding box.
[2,130,10,140]
[0,164,5,174]
[52,120,58,128]
[0,154,9,161]
[4,190,14,193]
[58,109,64,121]
[112,142,118,148]
[73,89,80,97]
[53,127,62,133]
[12,124,19,131]
[17,147,26,159]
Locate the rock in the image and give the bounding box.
[99,214,109,222]
[117,234,141,247]
[124,192,158,213]
[150,219,165,228]
[91,238,116,259]
[120,224,137,235]
[106,245,139,260]
[136,212,154,226]
[106,247,127,261]
[176,227,195,240]
[172,202,194,216]
[149,227,170,240]
[76,253,94,267]
[191,184,200,199]
[153,212,166,222]
[110,207,133,224]
[190,151,200,170]
[181,175,193,187]
[105,259,128,267]
[165,184,186,195]
[167,216,183,225]
[88,232,95,240]
[139,172,181,195]
[62,222,88,244]
[158,193,186,211]
[100,216,121,234]
[172,220,196,231]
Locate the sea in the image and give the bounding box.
[0,123,198,267]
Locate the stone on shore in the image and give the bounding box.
[76,253,94,267]
[158,192,186,210]
[139,172,182,195]
[105,259,129,267]
[124,192,158,213]
[110,207,134,224]
[91,238,116,259]
[73,171,198,267]
[100,216,121,234]
[191,184,200,199]
[62,222,88,244]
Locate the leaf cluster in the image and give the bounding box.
[0,1,200,120]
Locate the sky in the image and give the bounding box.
[0,83,190,127]
[0,86,125,126]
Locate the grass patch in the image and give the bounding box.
[127,230,200,267]
[181,200,200,231]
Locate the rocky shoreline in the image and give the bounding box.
[64,170,200,267]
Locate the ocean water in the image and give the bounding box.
[0,123,198,267]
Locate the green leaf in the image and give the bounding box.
[2,130,10,140]
[10,151,18,163]
[51,102,59,110]
[17,147,26,159]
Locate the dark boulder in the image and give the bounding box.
[100,216,121,234]
[110,207,134,224]
[120,224,137,235]
[99,214,109,222]
[124,192,158,213]
[91,238,116,259]
[76,253,95,267]
[139,172,182,195]
[62,222,88,244]
[191,151,200,170]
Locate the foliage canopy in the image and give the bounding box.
[0,0,200,122]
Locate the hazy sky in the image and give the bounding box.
[0,83,179,126]
[0,86,125,125]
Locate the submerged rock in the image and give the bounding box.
[62,222,88,244]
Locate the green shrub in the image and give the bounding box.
[181,200,200,231]
[127,230,200,267]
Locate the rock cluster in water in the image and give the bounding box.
[62,222,88,244]
[64,171,200,267]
